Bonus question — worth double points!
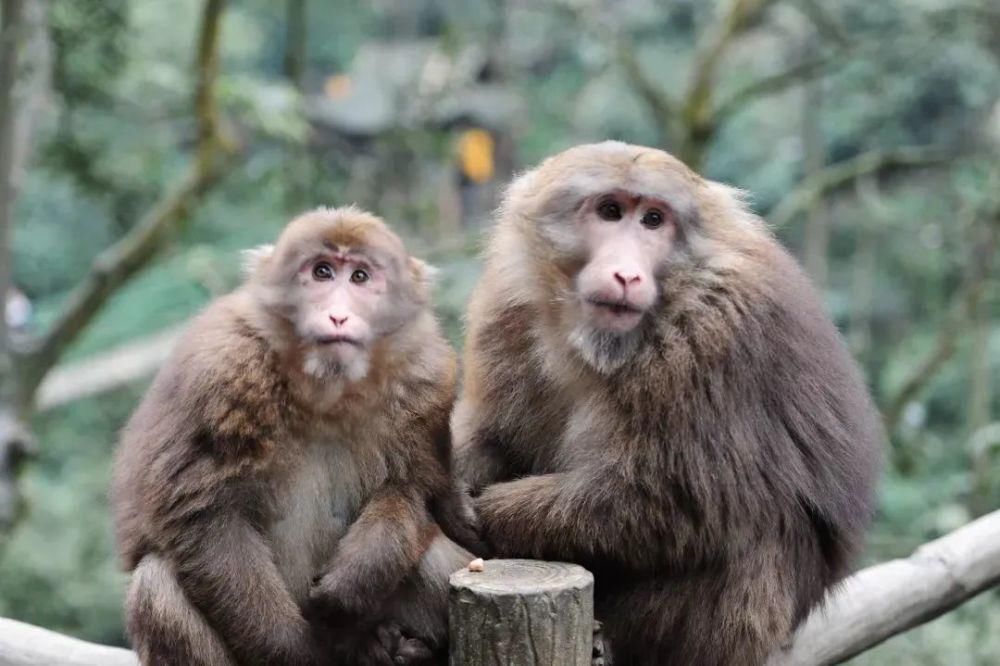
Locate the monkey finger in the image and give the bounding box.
[376,622,403,653]
[592,619,613,666]
[393,637,434,665]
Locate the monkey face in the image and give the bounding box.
[290,249,386,377]
[512,142,704,372]
[574,190,676,334]
[247,207,432,381]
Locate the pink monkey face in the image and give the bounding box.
[574,190,678,333]
[293,250,386,361]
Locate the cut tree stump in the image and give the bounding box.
[448,559,595,666]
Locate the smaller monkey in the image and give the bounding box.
[112,207,477,666]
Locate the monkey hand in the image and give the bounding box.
[437,481,493,557]
[375,623,436,665]
[306,571,376,629]
[592,620,613,666]
[472,478,556,557]
[312,618,436,666]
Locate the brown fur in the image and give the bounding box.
[112,207,475,666]
[453,142,882,665]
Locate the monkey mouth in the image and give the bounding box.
[315,334,362,347]
[585,298,643,316]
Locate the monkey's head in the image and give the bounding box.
[503,141,756,373]
[244,206,434,382]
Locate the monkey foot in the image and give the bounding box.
[593,620,613,666]
[375,623,438,666]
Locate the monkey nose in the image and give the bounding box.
[329,315,349,327]
[613,271,642,287]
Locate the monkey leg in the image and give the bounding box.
[125,554,235,666]
[596,563,797,666]
[315,531,471,666]
[381,531,473,664]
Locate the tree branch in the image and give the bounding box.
[616,38,677,145]
[0,616,137,666]
[713,50,841,124]
[791,0,850,46]
[4,509,1000,665]
[681,0,774,155]
[13,0,234,405]
[771,508,1000,665]
[768,145,951,228]
[882,207,999,434]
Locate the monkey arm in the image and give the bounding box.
[173,513,316,665]
[310,485,434,619]
[475,471,690,570]
[451,401,517,494]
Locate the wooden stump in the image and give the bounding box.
[449,559,594,666]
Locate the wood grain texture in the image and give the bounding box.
[449,559,594,666]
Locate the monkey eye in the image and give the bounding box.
[312,262,334,280]
[597,200,623,221]
[350,268,370,284]
[642,209,665,229]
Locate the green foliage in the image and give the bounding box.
[2,0,998,661]
[0,386,145,646]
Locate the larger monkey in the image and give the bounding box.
[113,207,476,666]
[453,142,881,665]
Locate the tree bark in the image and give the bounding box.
[0,0,25,386]
[283,0,306,90]
[449,559,594,666]
[0,617,137,666]
[0,0,29,532]
[800,62,828,287]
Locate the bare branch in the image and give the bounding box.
[13,0,235,404]
[35,325,184,411]
[616,38,677,145]
[0,616,137,666]
[882,208,999,434]
[771,508,1000,665]
[282,0,307,90]
[768,145,951,228]
[682,0,774,136]
[791,0,850,46]
[713,50,841,124]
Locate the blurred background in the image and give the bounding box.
[0,0,997,663]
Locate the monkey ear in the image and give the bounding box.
[408,257,439,290]
[241,244,275,278]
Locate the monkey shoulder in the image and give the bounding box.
[150,293,295,468]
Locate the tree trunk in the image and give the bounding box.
[449,559,594,666]
[0,0,25,372]
[0,0,30,532]
[801,72,828,286]
[967,307,993,517]
[283,0,306,90]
